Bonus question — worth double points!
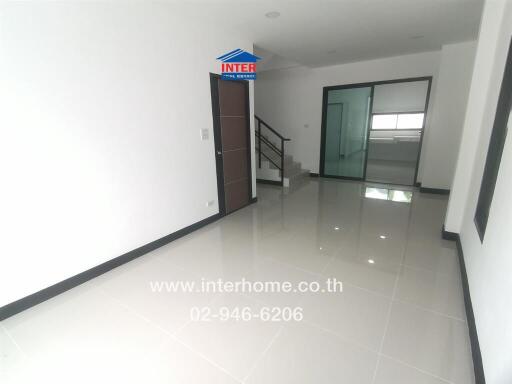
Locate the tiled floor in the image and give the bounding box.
[0,179,474,383]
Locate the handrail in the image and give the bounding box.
[254,115,290,186]
[255,115,291,141]
[259,149,282,170]
[258,133,281,156]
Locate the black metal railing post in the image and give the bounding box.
[258,119,261,168]
[280,140,285,186]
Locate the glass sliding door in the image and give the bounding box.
[322,86,372,179]
[366,80,429,186]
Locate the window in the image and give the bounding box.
[371,113,424,130]
[372,114,397,129]
[397,113,424,129]
[474,38,512,241]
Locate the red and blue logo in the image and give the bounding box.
[217,49,261,80]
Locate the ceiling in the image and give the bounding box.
[253,47,301,72]
[171,0,484,68]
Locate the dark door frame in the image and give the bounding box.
[319,76,433,186]
[209,73,253,217]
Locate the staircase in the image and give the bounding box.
[255,115,310,187]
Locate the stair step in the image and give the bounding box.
[283,170,309,188]
[273,159,297,171]
[283,162,302,177]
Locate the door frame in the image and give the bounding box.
[209,73,253,217]
[319,76,433,186]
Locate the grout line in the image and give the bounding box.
[264,252,466,323]
[239,285,382,357]
[369,291,398,383]
[391,298,466,322]
[100,287,454,384]
[97,288,176,338]
[300,319,380,354]
[0,322,28,359]
[253,300,466,384]
[242,326,284,383]
[398,261,462,281]
[169,333,244,384]
[171,294,220,337]
[338,280,392,300]
[379,353,456,384]
[263,255,327,279]
[320,255,336,275]
[370,222,408,384]
[96,288,243,383]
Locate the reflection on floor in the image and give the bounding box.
[0,179,474,384]
[324,151,366,178]
[365,186,413,203]
[366,159,417,185]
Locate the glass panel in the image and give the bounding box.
[372,114,397,129]
[397,113,424,129]
[323,86,372,178]
[366,128,420,185]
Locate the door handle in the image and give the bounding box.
[217,151,222,155]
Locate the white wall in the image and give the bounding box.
[444,1,512,383]
[445,5,507,233]
[421,41,477,190]
[0,3,255,307]
[255,51,440,179]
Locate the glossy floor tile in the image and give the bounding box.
[300,283,391,350]
[403,237,460,278]
[175,294,281,381]
[245,321,378,384]
[382,301,474,384]
[0,179,474,383]
[395,265,466,320]
[374,355,453,384]
[326,252,401,297]
[0,325,25,373]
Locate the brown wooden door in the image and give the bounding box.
[210,75,251,215]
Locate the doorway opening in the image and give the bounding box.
[320,77,432,186]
